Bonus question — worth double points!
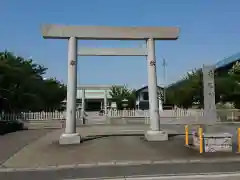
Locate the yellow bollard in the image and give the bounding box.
[199,127,203,154]
[185,125,189,146]
[238,128,240,153]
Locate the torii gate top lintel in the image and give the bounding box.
[41,24,180,40]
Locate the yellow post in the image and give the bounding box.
[238,128,240,153]
[199,127,203,154]
[185,125,189,146]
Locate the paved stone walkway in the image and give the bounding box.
[2,125,240,168]
[0,129,52,166]
[1,125,240,180]
[1,124,240,169]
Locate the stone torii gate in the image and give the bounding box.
[41,24,179,144]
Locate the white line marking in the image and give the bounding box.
[125,172,240,179]
[65,172,240,180]
[1,158,240,172]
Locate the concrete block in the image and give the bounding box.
[193,133,200,147]
[59,133,81,145]
[204,132,232,152]
[144,130,168,141]
[192,132,233,152]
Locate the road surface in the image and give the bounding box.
[1,161,240,180]
[66,173,240,180]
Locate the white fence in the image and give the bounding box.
[107,109,204,118]
[0,111,81,121]
[0,109,239,122]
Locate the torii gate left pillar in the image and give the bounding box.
[41,24,179,144]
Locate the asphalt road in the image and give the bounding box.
[66,173,240,180]
[67,173,240,180]
[1,161,240,180]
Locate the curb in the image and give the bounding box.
[1,157,240,172]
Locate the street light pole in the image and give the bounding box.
[162,57,167,104]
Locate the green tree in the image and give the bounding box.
[226,62,240,108]
[109,85,136,109]
[166,61,240,109]
[0,51,66,112]
[166,69,203,108]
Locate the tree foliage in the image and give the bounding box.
[166,70,203,108]
[0,51,67,112]
[226,62,240,108]
[109,85,136,109]
[166,61,240,109]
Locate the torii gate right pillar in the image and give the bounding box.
[145,38,168,141]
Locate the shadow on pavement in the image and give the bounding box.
[81,134,179,143]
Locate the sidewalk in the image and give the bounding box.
[0,129,52,165]
[2,125,240,169]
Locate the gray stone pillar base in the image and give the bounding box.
[59,133,81,145]
[144,130,168,141]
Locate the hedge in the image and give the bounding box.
[0,120,25,135]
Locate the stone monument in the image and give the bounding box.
[202,65,218,124]
[191,65,233,152]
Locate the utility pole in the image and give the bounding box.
[162,57,167,104]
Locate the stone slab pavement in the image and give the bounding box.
[1,125,240,179]
[2,124,240,169]
[0,129,52,166]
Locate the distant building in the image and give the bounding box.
[215,52,240,75]
[62,85,120,111]
[62,85,166,111]
[167,52,240,89]
[135,85,163,110]
[76,88,111,111]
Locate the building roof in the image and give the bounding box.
[166,52,240,89]
[136,85,163,94]
[215,52,240,69]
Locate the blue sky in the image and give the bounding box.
[1,0,240,88]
